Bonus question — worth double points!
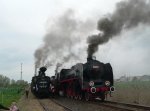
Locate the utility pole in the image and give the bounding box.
[21,63,22,81]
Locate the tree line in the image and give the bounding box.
[0,74,28,87]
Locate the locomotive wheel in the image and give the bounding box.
[78,95,82,100]
[85,92,90,101]
[71,95,74,99]
[67,93,70,98]
[100,93,105,102]
[59,91,64,96]
[75,95,78,100]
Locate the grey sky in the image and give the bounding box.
[0,0,149,82]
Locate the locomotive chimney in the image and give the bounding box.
[34,64,37,76]
[40,67,47,73]
[87,56,93,62]
[87,56,96,62]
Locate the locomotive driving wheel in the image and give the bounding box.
[75,95,78,99]
[78,94,82,100]
[100,93,105,102]
[71,95,74,99]
[85,92,90,101]
[67,93,70,98]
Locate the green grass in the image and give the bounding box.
[111,81,150,106]
[0,87,24,107]
[115,81,150,89]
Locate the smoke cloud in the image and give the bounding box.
[34,9,95,68]
[87,0,150,57]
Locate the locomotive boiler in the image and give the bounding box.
[55,57,114,101]
[31,67,51,98]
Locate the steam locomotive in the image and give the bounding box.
[31,67,51,97]
[54,57,114,101]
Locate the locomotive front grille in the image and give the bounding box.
[39,81,48,88]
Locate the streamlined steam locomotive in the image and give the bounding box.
[54,57,114,101]
[31,67,51,97]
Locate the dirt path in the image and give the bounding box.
[17,91,65,111]
[17,91,44,111]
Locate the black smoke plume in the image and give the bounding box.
[87,0,150,57]
[34,9,95,68]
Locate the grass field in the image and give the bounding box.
[111,81,150,106]
[0,87,24,107]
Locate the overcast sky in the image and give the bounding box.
[0,0,150,82]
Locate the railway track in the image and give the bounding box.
[91,100,150,111]
[38,99,73,111]
[38,97,150,111]
[38,99,50,111]
[56,97,150,111]
[105,100,150,111]
[51,99,73,111]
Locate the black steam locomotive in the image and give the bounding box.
[31,67,51,97]
[54,57,114,101]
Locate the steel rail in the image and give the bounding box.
[38,99,50,111]
[89,100,134,111]
[105,100,150,111]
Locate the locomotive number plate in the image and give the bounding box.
[93,66,99,68]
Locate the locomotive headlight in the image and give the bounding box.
[105,81,110,86]
[89,81,94,87]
